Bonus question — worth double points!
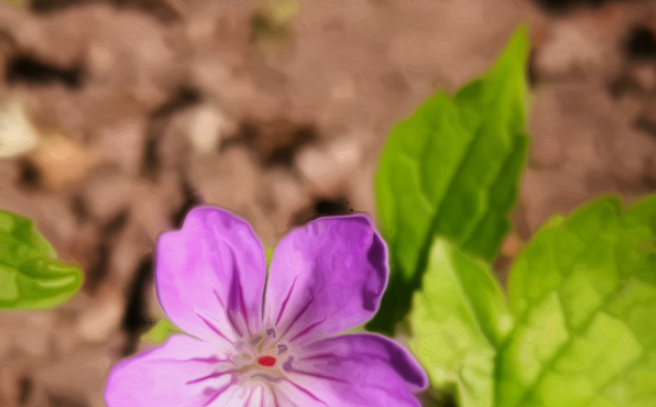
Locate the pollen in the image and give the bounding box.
[257,356,276,367]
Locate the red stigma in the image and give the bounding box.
[257,356,276,367]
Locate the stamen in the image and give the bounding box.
[259,328,277,352]
[257,356,277,367]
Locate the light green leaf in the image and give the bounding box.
[496,196,656,407]
[410,195,656,407]
[409,239,512,407]
[0,210,82,309]
[369,27,530,333]
[142,318,183,344]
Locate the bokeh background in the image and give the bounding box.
[1,0,656,405]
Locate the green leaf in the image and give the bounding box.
[142,318,182,344]
[410,196,656,407]
[497,196,656,407]
[0,210,82,309]
[409,239,512,407]
[369,27,530,333]
[377,26,529,277]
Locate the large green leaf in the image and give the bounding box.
[369,28,530,333]
[410,196,656,407]
[497,197,656,407]
[0,210,82,309]
[409,239,512,407]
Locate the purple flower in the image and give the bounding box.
[105,207,427,406]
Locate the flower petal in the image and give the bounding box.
[156,207,266,343]
[283,333,428,407]
[264,215,387,343]
[104,335,241,407]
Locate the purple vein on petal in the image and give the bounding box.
[196,313,234,344]
[188,356,234,365]
[212,289,243,339]
[282,377,329,406]
[298,352,339,362]
[300,349,391,364]
[275,276,298,326]
[186,370,234,385]
[279,296,314,340]
[212,288,226,309]
[226,310,244,339]
[266,383,281,407]
[201,379,236,407]
[228,250,251,337]
[242,386,254,407]
[287,314,327,343]
[288,369,349,384]
[149,356,231,366]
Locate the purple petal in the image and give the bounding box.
[264,215,387,343]
[104,335,243,407]
[282,333,428,407]
[156,207,266,343]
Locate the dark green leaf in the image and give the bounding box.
[370,27,530,333]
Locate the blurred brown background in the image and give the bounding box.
[1,0,656,405]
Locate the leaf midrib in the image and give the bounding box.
[411,115,481,285]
